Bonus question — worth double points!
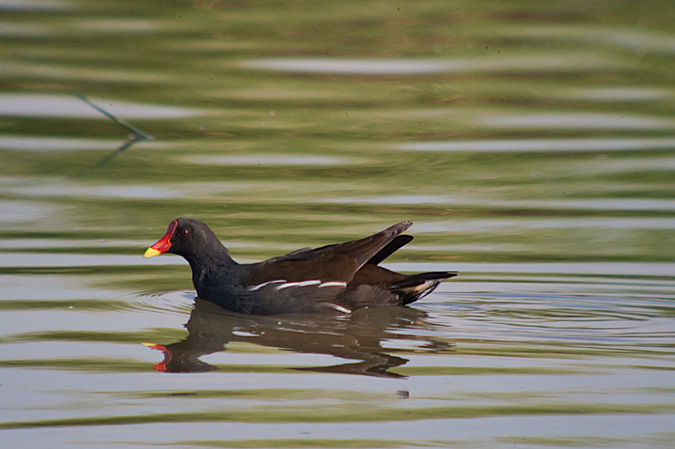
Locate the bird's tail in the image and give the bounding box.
[390,271,457,305]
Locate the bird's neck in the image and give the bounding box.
[186,244,236,272]
[186,245,239,299]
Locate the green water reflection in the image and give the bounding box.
[1,0,674,448]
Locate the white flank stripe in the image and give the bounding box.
[330,304,352,314]
[319,281,347,288]
[247,279,286,291]
[275,280,321,290]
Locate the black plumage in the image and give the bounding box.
[145,218,456,315]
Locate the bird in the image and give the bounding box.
[144,218,456,315]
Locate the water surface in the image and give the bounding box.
[1,1,674,448]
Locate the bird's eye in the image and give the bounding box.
[181,229,189,237]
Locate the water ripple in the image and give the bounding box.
[0,94,203,119]
[127,290,196,316]
[393,137,675,152]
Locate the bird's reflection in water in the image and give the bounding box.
[144,298,454,377]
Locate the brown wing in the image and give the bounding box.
[245,221,412,285]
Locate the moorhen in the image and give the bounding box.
[144,218,456,315]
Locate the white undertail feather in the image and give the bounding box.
[414,280,441,299]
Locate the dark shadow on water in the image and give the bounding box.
[144,298,454,377]
[73,92,153,176]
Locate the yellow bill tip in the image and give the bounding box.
[144,247,162,258]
